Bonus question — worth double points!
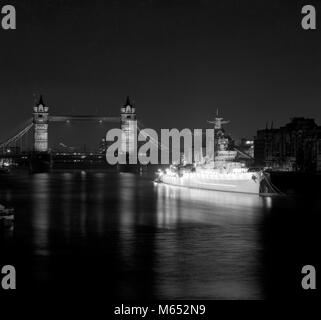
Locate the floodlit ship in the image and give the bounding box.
[156,116,276,195]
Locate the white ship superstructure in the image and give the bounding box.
[157,115,264,194]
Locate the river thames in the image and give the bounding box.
[0,170,320,299]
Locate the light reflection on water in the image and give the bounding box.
[31,173,50,257]
[155,182,265,228]
[1,171,269,299]
[153,182,265,299]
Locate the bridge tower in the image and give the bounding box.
[120,96,136,155]
[33,95,49,152]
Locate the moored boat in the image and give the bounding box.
[156,115,278,195]
[0,165,10,174]
[0,204,15,228]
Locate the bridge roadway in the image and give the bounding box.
[0,152,106,159]
[49,115,119,123]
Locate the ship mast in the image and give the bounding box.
[207,108,218,168]
[207,109,230,169]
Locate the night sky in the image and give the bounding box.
[1,0,321,150]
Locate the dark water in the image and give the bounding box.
[0,170,320,300]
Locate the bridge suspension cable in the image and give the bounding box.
[0,118,34,150]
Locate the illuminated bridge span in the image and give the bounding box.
[49,116,119,123]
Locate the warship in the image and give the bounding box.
[156,115,275,195]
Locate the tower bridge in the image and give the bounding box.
[0,95,136,163]
[32,95,136,153]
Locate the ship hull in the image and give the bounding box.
[158,172,262,194]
